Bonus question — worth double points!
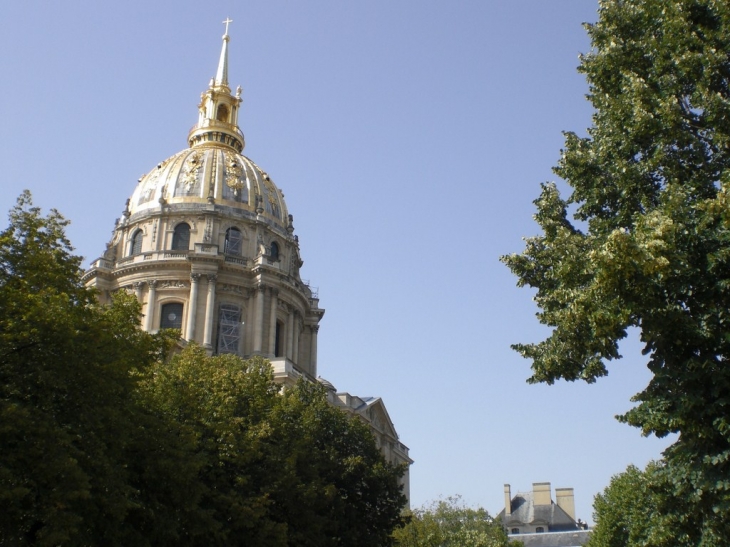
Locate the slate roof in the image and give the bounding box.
[509,530,591,547]
[497,492,580,532]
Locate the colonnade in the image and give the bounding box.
[132,277,318,373]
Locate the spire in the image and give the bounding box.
[187,19,245,152]
[215,18,233,88]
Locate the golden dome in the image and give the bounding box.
[125,25,289,228]
[128,148,289,226]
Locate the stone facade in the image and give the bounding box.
[83,23,410,501]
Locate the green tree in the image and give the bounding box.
[141,344,408,547]
[138,345,289,546]
[588,462,711,547]
[0,192,187,545]
[588,464,659,547]
[0,191,133,545]
[393,496,515,547]
[502,0,730,543]
[267,379,407,547]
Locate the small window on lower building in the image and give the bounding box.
[536,527,545,533]
[510,528,519,535]
[160,303,183,330]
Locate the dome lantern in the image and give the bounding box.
[188,18,245,153]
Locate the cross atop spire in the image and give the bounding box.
[214,19,232,87]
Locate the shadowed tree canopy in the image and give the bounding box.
[140,344,408,547]
[0,191,182,545]
[502,0,730,543]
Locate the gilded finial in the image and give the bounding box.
[214,18,232,87]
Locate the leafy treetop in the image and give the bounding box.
[502,0,730,542]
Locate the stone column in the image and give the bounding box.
[268,288,279,356]
[203,274,217,348]
[286,309,294,360]
[186,273,201,341]
[133,281,144,303]
[310,324,319,374]
[144,280,157,332]
[253,284,265,353]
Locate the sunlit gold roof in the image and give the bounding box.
[125,23,289,227]
[129,148,288,224]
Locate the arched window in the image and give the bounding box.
[510,528,519,535]
[160,302,183,330]
[225,227,243,255]
[216,104,229,122]
[172,223,190,251]
[535,527,545,533]
[217,304,242,354]
[130,230,143,256]
[269,241,279,261]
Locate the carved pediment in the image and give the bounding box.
[364,398,399,440]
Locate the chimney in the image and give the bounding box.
[504,484,512,516]
[555,488,576,521]
[533,482,552,506]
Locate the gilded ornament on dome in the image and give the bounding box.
[224,154,244,192]
[138,169,158,205]
[264,179,277,198]
[180,152,203,190]
[264,180,281,217]
[265,179,278,207]
[138,157,174,205]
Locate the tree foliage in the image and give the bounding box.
[0,191,176,545]
[501,0,730,542]
[588,464,661,547]
[0,192,407,546]
[140,344,408,547]
[392,496,515,547]
[588,461,721,547]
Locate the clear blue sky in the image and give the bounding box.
[0,1,674,524]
